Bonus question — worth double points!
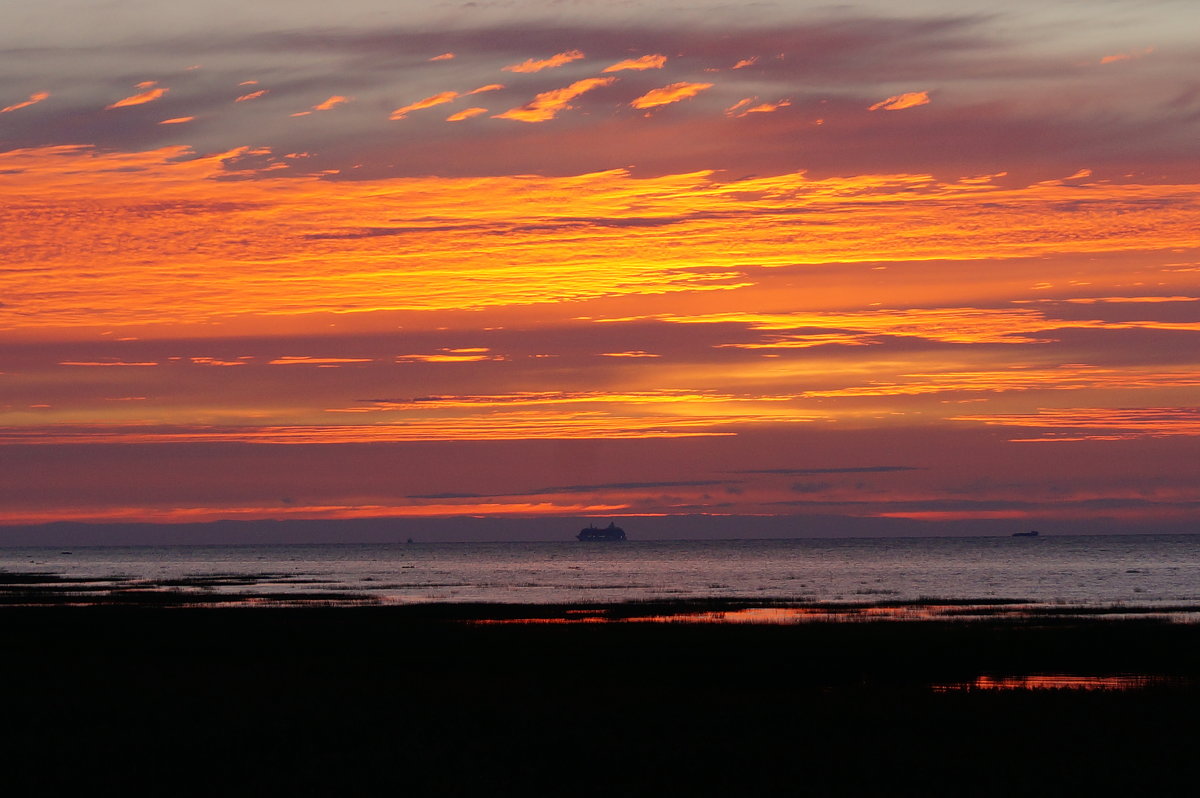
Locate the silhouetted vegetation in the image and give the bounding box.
[0,601,1196,793]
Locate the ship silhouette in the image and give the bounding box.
[577,522,627,541]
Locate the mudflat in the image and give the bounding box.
[3,604,1197,794]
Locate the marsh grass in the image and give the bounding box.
[0,602,1196,793]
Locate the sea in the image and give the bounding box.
[3,533,1199,613]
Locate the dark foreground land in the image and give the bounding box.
[4,606,1198,796]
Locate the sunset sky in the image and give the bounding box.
[2,0,1198,541]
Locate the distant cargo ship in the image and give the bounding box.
[1012,530,1040,537]
[577,522,627,541]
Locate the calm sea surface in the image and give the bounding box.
[3,534,1198,609]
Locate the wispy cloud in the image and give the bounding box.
[1100,46,1154,65]
[158,116,194,125]
[494,77,615,122]
[868,91,930,111]
[731,57,758,70]
[267,356,373,366]
[725,97,791,117]
[396,348,503,363]
[630,82,713,110]
[502,50,585,73]
[735,466,919,475]
[312,95,349,111]
[430,52,455,61]
[106,84,168,109]
[1,91,50,114]
[235,89,269,103]
[58,360,159,367]
[954,407,1200,441]
[603,54,667,73]
[391,90,459,120]
[447,107,489,122]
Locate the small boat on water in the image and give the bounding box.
[1012,530,1040,537]
[577,522,627,541]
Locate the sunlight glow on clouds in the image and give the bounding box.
[2,1,1198,533]
[494,77,615,121]
[390,90,459,119]
[630,82,713,110]
[1,91,50,113]
[869,91,931,111]
[106,85,168,109]
[502,50,585,73]
[446,107,489,121]
[603,54,667,72]
[3,145,1198,330]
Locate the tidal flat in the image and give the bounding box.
[2,600,1197,795]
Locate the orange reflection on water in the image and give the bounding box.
[938,674,1160,691]
[470,604,1015,625]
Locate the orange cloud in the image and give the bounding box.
[631,82,713,110]
[430,52,455,61]
[447,107,489,122]
[106,86,168,109]
[158,116,194,125]
[59,360,159,367]
[1100,47,1154,64]
[466,83,505,95]
[235,89,269,102]
[267,356,373,366]
[0,416,740,445]
[869,91,930,111]
[502,50,585,73]
[0,501,630,526]
[397,347,502,363]
[312,96,349,111]
[330,390,787,412]
[725,98,755,116]
[726,98,791,117]
[603,54,667,73]
[644,307,1066,345]
[954,407,1200,441]
[494,77,615,122]
[2,91,50,114]
[190,357,249,366]
[806,365,1200,398]
[731,57,758,70]
[4,145,1199,330]
[391,91,459,120]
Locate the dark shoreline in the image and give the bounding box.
[4,603,1198,794]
